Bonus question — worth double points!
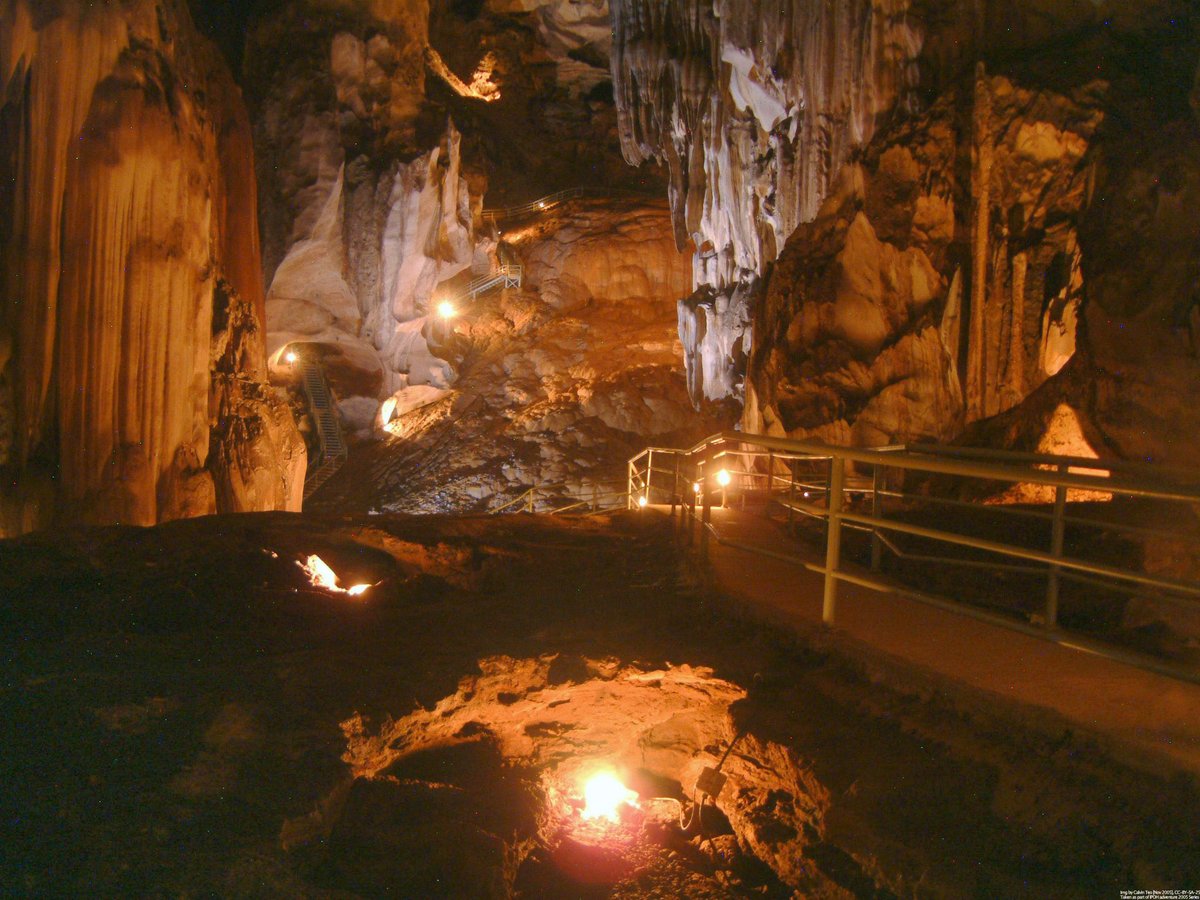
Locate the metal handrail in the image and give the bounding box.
[480,186,661,223]
[482,187,585,222]
[903,441,1199,482]
[489,482,628,516]
[441,264,523,311]
[631,432,1199,502]
[299,361,348,502]
[626,431,1200,684]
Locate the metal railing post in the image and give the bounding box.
[766,451,774,517]
[527,488,535,513]
[686,486,695,546]
[627,460,634,509]
[701,469,712,559]
[870,463,883,571]
[687,462,697,546]
[787,459,796,528]
[823,455,846,624]
[671,454,680,519]
[646,449,653,505]
[1046,466,1068,627]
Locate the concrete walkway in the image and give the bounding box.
[669,504,1200,778]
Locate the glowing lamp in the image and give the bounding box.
[285,351,297,364]
[379,397,398,427]
[637,496,648,508]
[297,554,371,598]
[716,469,731,487]
[437,300,456,319]
[581,771,637,821]
[693,482,701,494]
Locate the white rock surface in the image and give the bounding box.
[255,14,483,438]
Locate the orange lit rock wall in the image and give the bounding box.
[0,0,303,533]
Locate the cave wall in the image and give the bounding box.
[744,69,1104,448]
[247,0,494,438]
[247,0,662,442]
[0,0,304,534]
[612,0,1200,466]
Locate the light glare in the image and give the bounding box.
[581,771,637,821]
[716,469,731,487]
[297,554,371,598]
[638,496,648,508]
[437,300,456,319]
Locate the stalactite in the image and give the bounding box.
[611,0,927,405]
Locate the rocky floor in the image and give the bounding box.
[2,511,1198,897]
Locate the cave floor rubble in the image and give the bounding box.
[2,510,1198,896]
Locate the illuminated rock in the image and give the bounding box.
[612,0,1200,467]
[746,73,1103,447]
[250,8,482,439]
[342,199,728,514]
[0,0,302,534]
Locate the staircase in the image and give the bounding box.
[464,264,523,301]
[443,264,523,309]
[480,185,659,225]
[300,361,347,502]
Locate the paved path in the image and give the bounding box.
[667,504,1200,777]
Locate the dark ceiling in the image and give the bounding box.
[187,0,286,77]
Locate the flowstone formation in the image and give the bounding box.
[612,0,1200,464]
[612,0,929,407]
[246,1,473,437]
[240,0,714,511]
[308,198,729,514]
[0,0,304,535]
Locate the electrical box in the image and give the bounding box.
[696,766,728,800]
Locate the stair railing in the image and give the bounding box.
[299,361,348,501]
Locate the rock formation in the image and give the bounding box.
[612,0,928,406]
[248,0,680,469]
[0,0,303,535]
[307,198,729,514]
[612,0,1200,464]
[745,70,1103,447]
[247,2,505,439]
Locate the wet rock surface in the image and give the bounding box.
[3,511,1198,896]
